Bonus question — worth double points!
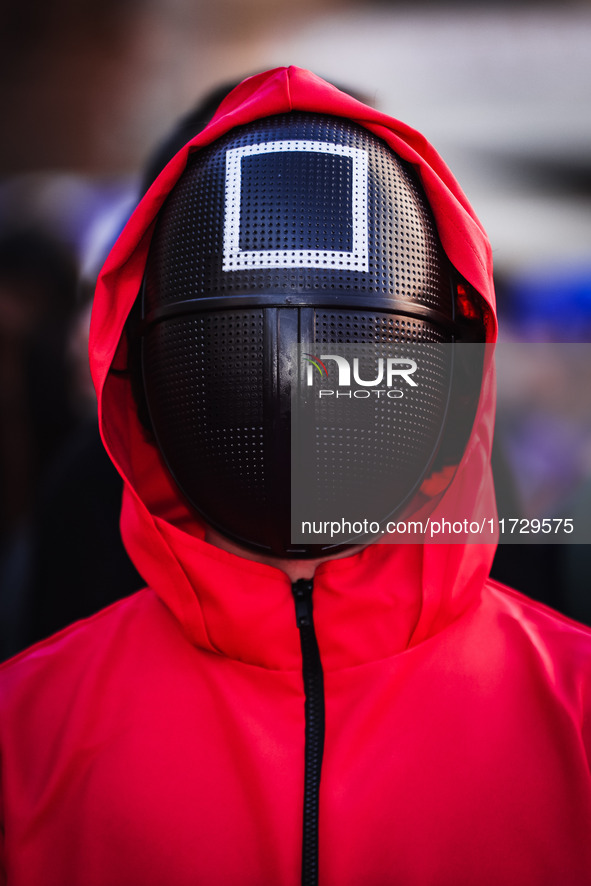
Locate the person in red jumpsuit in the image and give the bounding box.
[1,67,590,886]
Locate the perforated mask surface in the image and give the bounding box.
[141,113,460,555]
[143,112,452,317]
[294,310,452,529]
[143,311,267,523]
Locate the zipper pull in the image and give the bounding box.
[292,578,314,628]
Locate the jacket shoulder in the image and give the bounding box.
[485,577,591,638]
[0,589,178,705]
[482,577,591,683]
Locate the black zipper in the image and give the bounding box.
[292,578,325,886]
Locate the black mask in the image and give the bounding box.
[139,112,481,556]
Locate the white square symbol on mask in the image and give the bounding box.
[222,140,368,272]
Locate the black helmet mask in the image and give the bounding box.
[137,113,483,557]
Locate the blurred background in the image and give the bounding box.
[1,0,591,656]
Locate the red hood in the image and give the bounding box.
[89,66,498,670]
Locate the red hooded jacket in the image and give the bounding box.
[1,67,591,886]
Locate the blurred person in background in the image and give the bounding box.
[0,228,78,654]
[0,67,590,885]
[16,243,143,654]
[0,227,77,541]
